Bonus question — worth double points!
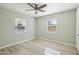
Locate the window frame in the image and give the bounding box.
[46,19,57,33]
[15,17,27,33]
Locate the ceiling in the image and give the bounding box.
[0,3,79,17]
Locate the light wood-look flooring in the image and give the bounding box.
[0,39,78,55]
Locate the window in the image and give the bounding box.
[15,18,26,33]
[46,19,57,33]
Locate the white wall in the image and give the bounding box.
[0,8,77,49]
[36,9,76,46]
[0,8,35,47]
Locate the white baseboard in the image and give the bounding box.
[37,37,76,48]
[0,37,76,50]
[0,37,35,50]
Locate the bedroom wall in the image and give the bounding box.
[0,8,76,48]
[36,9,76,46]
[0,8,35,47]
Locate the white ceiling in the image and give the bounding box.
[0,3,79,17]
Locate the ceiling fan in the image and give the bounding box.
[26,3,47,14]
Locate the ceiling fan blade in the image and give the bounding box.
[39,10,45,12]
[38,4,47,9]
[27,3,35,8]
[26,9,34,11]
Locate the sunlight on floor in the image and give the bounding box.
[44,47,60,55]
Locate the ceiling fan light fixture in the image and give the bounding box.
[26,3,47,14]
[35,10,38,14]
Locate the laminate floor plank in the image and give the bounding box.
[0,39,78,55]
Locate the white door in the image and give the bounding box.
[76,8,79,53]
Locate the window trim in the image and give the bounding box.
[15,17,27,33]
[46,19,57,33]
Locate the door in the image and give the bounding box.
[76,8,79,53]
